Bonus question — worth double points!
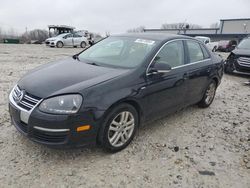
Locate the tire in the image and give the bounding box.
[212,46,217,52]
[99,103,139,152]
[198,80,217,108]
[56,41,63,48]
[80,41,87,48]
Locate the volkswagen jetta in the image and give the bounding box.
[9,33,223,152]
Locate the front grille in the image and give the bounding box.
[238,57,250,67]
[32,130,68,143]
[12,85,41,111]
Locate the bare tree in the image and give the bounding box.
[20,29,49,43]
[210,22,220,28]
[161,23,202,29]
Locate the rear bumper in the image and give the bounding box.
[9,102,104,148]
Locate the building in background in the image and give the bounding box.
[48,25,75,37]
[144,18,250,42]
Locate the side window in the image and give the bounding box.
[154,41,184,68]
[187,41,204,63]
[64,34,73,39]
[73,34,82,38]
[200,44,210,59]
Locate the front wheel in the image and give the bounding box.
[56,41,63,48]
[99,103,138,152]
[198,80,217,108]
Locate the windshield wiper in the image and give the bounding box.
[86,62,100,66]
[72,54,80,61]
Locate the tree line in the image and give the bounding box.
[127,22,220,33]
[0,27,49,43]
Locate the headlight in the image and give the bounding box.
[39,94,82,114]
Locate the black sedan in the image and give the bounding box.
[224,37,250,74]
[9,33,223,152]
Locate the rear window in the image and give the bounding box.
[186,41,205,63]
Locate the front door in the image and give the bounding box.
[143,40,189,119]
[63,34,73,46]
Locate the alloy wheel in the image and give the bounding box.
[205,82,216,105]
[108,111,135,147]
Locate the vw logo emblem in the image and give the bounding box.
[15,90,24,103]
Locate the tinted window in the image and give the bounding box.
[64,34,73,38]
[154,41,184,68]
[74,34,82,37]
[200,44,210,59]
[187,41,204,63]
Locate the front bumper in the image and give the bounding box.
[234,60,250,74]
[45,41,56,47]
[225,58,250,75]
[9,92,104,148]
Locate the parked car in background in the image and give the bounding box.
[9,33,223,152]
[224,37,250,74]
[194,36,218,52]
[217,40,237,52]
[45,33,88,48]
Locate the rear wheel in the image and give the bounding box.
[198,80,217,108]
[56,41,63,48]
[99,103,138,152]
[80,41,87,48]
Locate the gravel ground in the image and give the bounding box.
[0,44,249,188]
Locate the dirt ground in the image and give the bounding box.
[0,44,249,188]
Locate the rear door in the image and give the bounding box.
[143,40,189,119]
[73,34,82,46]
[184,40,213,105]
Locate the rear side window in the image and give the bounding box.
[187,41,204,63]
[200,44,210,59]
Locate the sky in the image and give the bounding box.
[0,0,250,35]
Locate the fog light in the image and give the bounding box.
[77,125,91,132]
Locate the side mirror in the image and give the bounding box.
[205,40,209,44]
[148,63,172,75]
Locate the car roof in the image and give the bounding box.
[112,33,193,42]
[195,36,209,39]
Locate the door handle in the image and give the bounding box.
[183,73,188,80]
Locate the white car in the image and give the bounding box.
[195,36,218,52]
[45,33,88,48]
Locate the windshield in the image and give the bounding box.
[237,38,250,49]
[56,33,69,38]
[78,36,158,68]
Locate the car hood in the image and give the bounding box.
[18,58,130,98]
[46,37,58,41]
[232,48,250,56]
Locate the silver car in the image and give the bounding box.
[45,33,88,48]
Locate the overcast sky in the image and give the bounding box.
[0,0,250,35]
